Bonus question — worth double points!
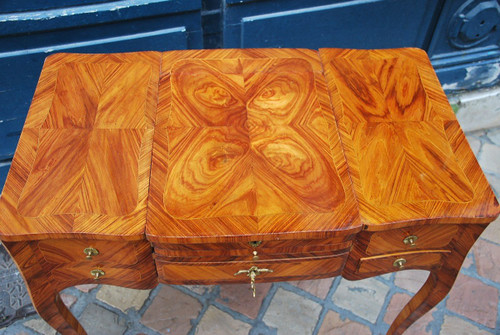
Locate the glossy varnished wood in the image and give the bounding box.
[4,239,157,335]
[319,48,499,229]
[0,52,161,241]
[0,48,498,335]
[158,253,348,285]
[366,225,458,255]
[147,49,361,243]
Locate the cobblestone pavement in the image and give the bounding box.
[1,127,500,334]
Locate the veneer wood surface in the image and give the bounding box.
[0,52,161,241]
[147,49,361,243]
[319,48,500,230]
[0,48,498,335]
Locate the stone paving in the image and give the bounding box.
[1,122,500,334]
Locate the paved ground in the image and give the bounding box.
[1,123,500,334]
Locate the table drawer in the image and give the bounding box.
[366,225,458,255]
[154,240,352,259]
[38,239,139,265]
[153,236,353,258]
[358,251,448,274]
[51,265,143,283]
[157,253,348,285]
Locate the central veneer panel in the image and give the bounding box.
[147,49,361,243]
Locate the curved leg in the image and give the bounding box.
[4,240,157,334]
[387,268,453,335]
[3,241,87,334]
[30,286,86,335]
[387,224,485,335]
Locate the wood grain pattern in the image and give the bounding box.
[343,224,486,335]
[319,48,500,229]
[0,48,498,335]
[366,225,458,255]
[147,49,361,243]
[3,239,157,335]
[38,239,139,265]
[358,251,447,274]
[158,253,348,285]
[386,225,486,335]
[0,52,161,241]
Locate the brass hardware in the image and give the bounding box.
[234,266,273,297]
[83,247,99,260]
[248,241,262,248]
[252,250,259,260]
[403,235,418,247]
[90,269,105,280]
[393,258,407,270]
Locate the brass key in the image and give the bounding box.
[234,266,273,297]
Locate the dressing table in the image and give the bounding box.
[0,48,498,335]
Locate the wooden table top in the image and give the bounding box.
[320,48,499,230]
[147,49,360,243]
[0,48,498,242]
[0,52,161,241]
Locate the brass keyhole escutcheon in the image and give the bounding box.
[403,235,418,247]
[90,269,105,280]
[84,247,99,260]
[248,241,262,248]
[393,258,407,270]
[234,266,273,297]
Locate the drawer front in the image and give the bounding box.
[154,240,352,259]
[366,225,458,255]
[358,251,447,274]
[38,239,139,265]
[51,265,143,283]
[158,253,348,285]
[154,236,352,257]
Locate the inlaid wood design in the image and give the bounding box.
[0,52,161,241]
[147,49,360,243]
[0,49,498,335]
[356,122,473,205]
[319,48,500,228]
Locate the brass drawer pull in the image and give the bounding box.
[403,235,418,247]
[90,269,105,280]
[234,266,273,297]
[248,241,262,248]
[84,247,99,260]
[393,258,407,270]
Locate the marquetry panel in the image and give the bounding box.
[0,52,161,241]
[147,49,361,243]
[319,48,500,228]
